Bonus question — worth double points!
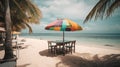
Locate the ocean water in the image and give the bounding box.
[20,33,120,49]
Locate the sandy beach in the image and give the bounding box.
[0,37,120,67]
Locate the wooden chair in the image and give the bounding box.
[48,41,57,55]
[65,40,76,54]
[55,42,66,55]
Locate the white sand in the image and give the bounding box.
[0,37,120,67]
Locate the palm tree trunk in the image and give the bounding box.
[3,0,14,59]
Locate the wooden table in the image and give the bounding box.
[50,40,72,55]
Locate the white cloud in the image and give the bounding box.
[39,0,94,20]
[24,0,120,33]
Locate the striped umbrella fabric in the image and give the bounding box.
[0,27,5,32]
[45,18,82,31]
[45,18,83,42]
[12,31,21,35]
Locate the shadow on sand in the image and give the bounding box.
[56,54,120,67]
[39,49,120,67]
[0,46,4,51]
[17,63,31,67]
[39,49,56,57]
[13,45,30,50]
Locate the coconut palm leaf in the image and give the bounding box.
[84,0,120,23]
[20,0,42,23]
[107,0,120,16]
[0,0,42,33]
[24,22,32,33]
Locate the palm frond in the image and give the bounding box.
[107,0,120,16]
[11,0,42,32]
[0,0,5,21]
[10,0,28,19]
[18,0,42,24]
[84,0,108,23]
[24,22,32,33]
[0,0,42,33]
[84,0,119,23]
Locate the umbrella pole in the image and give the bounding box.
[63,30,65,56]
[63,30,64,42]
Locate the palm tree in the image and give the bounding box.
[3,0,14,60]
[84,0,120,23]
[0,0,42,59]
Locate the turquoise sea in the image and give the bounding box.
[20,33,120,49]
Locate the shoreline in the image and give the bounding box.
[77,42,120,51]
[21,37,120,51]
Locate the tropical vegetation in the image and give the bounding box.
[0,0,42,59]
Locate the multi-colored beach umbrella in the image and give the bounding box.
[45,18,83,42]
[12,31,21,35]
[0,27,5,32]
[45,18,82,31]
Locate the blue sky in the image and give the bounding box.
[22,0,120,33]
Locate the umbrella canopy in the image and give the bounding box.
[45,18,82,31]
[0,27,5,32]
[0,27,21,34]
[12,31,21,35]
[45,18,83,42]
